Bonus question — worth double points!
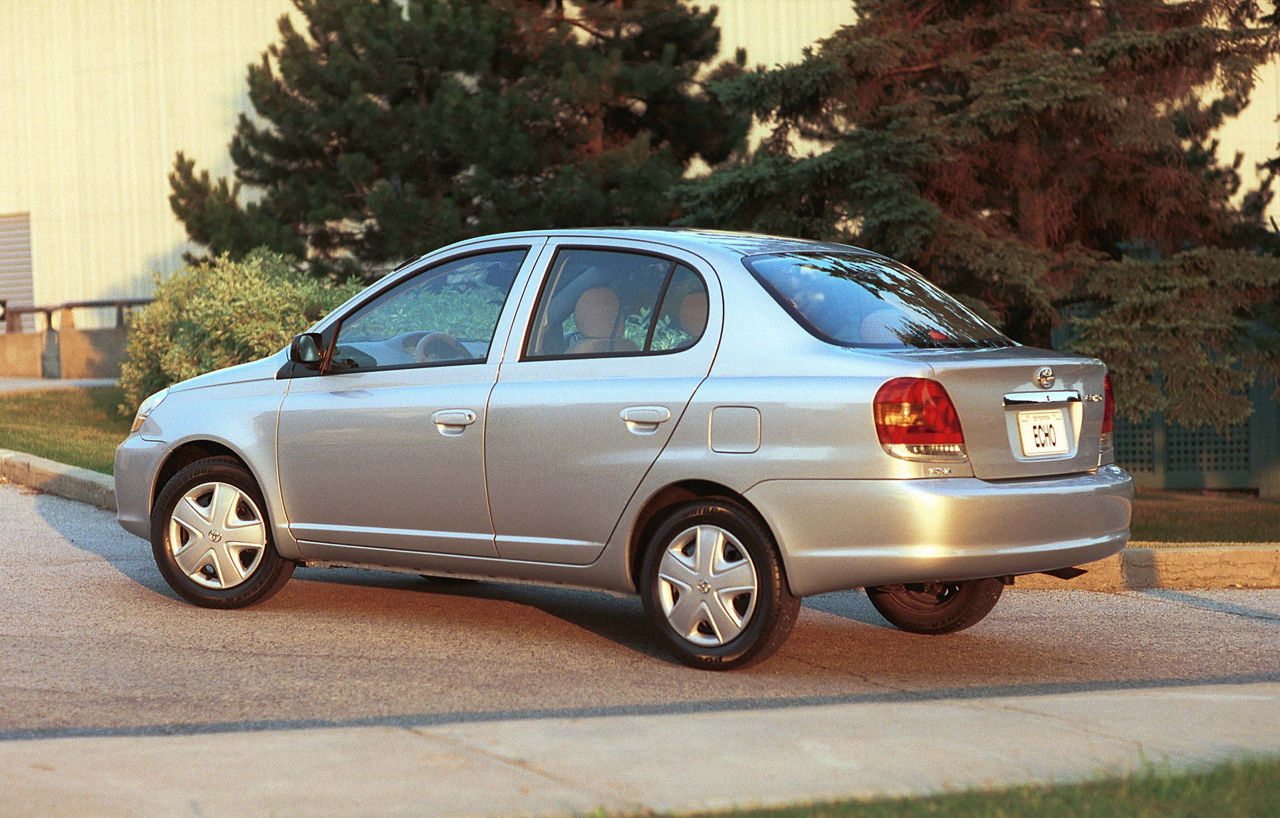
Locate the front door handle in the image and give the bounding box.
[620,405,671,434]
[431,409,477,436]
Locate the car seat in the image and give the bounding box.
[566,287,639,354]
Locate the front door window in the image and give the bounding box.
[330,249,527,371]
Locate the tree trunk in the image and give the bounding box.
[1013,122,1049,250]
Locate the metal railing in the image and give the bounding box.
[0,298,152,333]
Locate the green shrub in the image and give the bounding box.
[118,250,362,413]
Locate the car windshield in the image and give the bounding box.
[743,252,1011,350]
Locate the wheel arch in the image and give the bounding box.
[151,440,260,515]
[626,479,779,592]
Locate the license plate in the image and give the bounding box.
[1017,410,1069,457]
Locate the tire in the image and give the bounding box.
[640,500,800,670]
[865,578,1003,635]
[151,457,294,609]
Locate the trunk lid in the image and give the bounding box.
[905,346,1108,480]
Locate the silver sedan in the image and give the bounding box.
[116,229,1132,669]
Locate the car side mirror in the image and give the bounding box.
[290,332,323,367]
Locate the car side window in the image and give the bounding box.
[329,249,526,372]
[524,249,708,359]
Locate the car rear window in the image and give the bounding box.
[742,252,1011,349]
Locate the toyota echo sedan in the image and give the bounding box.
[116,228,1133,669]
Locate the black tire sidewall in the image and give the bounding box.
[151,457,291,609]
[866,578,1003,634]
[640,500,796,670]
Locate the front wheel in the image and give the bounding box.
[151,457,294,609]
[865,578,1003,634]
[640,500,800,670]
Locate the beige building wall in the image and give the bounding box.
[717,0,855,75]
[0,0,294,327]
[1217,58,1280,219]
[0,0,1275,328]
[715,0,856,157]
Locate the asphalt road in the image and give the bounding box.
[3,478,1278,742]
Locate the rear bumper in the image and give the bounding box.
[746,465,1133,596]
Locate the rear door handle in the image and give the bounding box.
[620,405,671,434]
[431,409,477,436]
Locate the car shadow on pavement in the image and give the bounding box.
[801,591,891,627]
[1133,588,1280,624]
[34,492,675,663]
[288,565,894,662]
[291,566,674,662]
[32,491,181,601]
[23,488,1123,678]
[32,484,885,669]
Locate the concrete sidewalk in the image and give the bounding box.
[3,680,1278,816]
[0,377,115,392]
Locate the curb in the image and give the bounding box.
[1015,544,1280,591]
[0,449,115,510]
[0,448,1275,591]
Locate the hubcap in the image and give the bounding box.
[657,525,758,647]
[168,482,267,589]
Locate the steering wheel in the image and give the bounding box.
[413,331,473,363]
[396,330,431,354]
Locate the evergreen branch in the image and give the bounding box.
[881,61,941,78]
[556,11,612,44]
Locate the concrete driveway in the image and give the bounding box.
[2,479,1278,815]
[0,377,115,392]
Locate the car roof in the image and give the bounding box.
[447,227,881,260]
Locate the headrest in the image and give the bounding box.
[575,287,621,338]
[678,293,708,337]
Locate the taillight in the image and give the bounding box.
[1100,373,1115,452]
[873,377,968,462]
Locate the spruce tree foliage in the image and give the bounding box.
[170,0,748,281]
[678,0,1280,427]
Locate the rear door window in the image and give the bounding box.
[743,252,1010,349]
[524,248,708,359]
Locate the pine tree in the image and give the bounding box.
[678,0,1280,426]
[170,0,748,280]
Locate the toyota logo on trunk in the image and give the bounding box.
[1035,367,1055,389]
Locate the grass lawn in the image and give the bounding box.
[1131,489,1280,543]
[0,386,130,475]
[684,756,1280,818]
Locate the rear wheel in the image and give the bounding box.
[866,578,1003,634]
[640,500,800,670]
[151,457,294,609]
